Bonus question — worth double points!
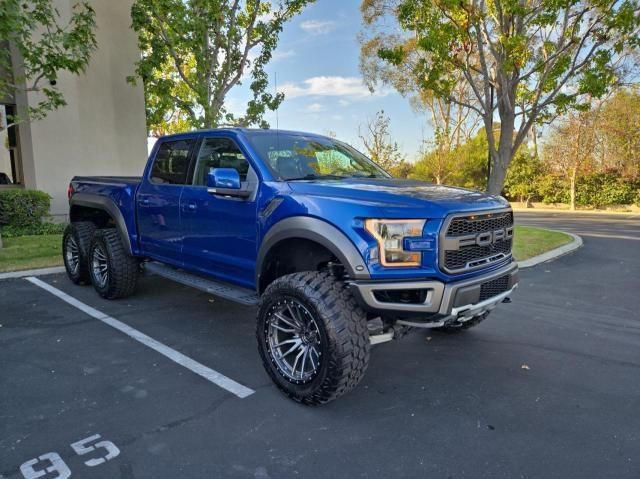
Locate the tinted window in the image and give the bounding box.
[192,137,251,186]
[244,132,389,180]
[150,139,194,184]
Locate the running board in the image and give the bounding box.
[144,262,260,306]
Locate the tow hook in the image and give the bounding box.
[369,330,395,345]
[368,317,396,345]
[502,297,512,304]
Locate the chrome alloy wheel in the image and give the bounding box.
[91,245,109,288]
[265,298,322,384]
[64,236,80,274]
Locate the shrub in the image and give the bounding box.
[0,189,51,228]
[0,189,65,237]
[576,171,639,207]
[537,174,570,204]
[1,222,66,238]
[503,152,543,203]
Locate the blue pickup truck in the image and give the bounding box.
[63,128,518,404]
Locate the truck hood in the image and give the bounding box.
[287,178,509,217]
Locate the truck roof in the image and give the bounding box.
[157,128,329,141]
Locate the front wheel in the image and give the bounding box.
[88,229,139,299]
[257,272,370,405]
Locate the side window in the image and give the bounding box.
[192,137,251,186]
[150,139,194,185]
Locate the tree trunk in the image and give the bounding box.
[531,124,539,159]
[487,146,510,195]
[487,83,517,195]
[570,168,577,211]
[0,231,3,249]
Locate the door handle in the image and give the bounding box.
[140,198,150,206]
[185,202,197,212]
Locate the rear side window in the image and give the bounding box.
[150,139,194,184]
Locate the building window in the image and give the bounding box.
[0,104,22,185]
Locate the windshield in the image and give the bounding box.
[244,132,391,181]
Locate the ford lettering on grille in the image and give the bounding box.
[439,210,514,274]
[455,226,514,248]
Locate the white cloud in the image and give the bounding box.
[279,76,385,100]
[300,20,337,35]
[305,102,325,112]
[338,99,351,107]
[272,49,296,61]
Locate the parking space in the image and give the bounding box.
[1,212,639,478]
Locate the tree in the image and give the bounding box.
[130,0,313,132]
[365,0,640,194]
[597,87,640,177]
[360,1,480,151]
[411,130,458,184]
[411,127,489,188]
[543,109,600,210]
[388,160,413,178]
[0,0,96,128]
[357,110,405,171]
[503,150,543,206]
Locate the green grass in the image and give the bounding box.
[0,234,63,272]
[513,226,573,260]
[0,226,570,273]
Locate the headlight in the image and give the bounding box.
[365,219,426,267]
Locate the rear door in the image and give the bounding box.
[180,135,259,288]
[137,137,196,265]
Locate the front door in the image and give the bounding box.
[137,138,195,265]
[180,136,259,288]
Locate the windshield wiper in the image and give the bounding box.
[285,174,344,181]
[348,173,383,178]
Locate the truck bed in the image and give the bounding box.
[70,175,143,254]
[72,176,142,185]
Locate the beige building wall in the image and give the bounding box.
[16,0,148,219]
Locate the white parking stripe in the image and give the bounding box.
[25,276,255,399]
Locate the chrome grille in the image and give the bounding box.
[440,209,514,274]
[479,275,510,301]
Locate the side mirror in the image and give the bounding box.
[207,168,241,189]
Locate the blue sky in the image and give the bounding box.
[225,0,428,160]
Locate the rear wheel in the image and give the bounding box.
[62,222,96,284]
[257,272,370,405]
[88,228,138,299]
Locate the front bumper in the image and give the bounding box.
[349,261,519,323]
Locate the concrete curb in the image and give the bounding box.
[518,231,583,269]
[0,266,65,280]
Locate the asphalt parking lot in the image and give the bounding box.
[1,212,639,479]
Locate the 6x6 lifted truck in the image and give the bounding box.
[63,128,518,405]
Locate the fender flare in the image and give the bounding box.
[70,193,133,255]
[256,216,370,288]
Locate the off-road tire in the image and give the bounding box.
[62,222,96,285]
[433,312,489,333]
[257,271,370,405]
[88,228,138,299]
